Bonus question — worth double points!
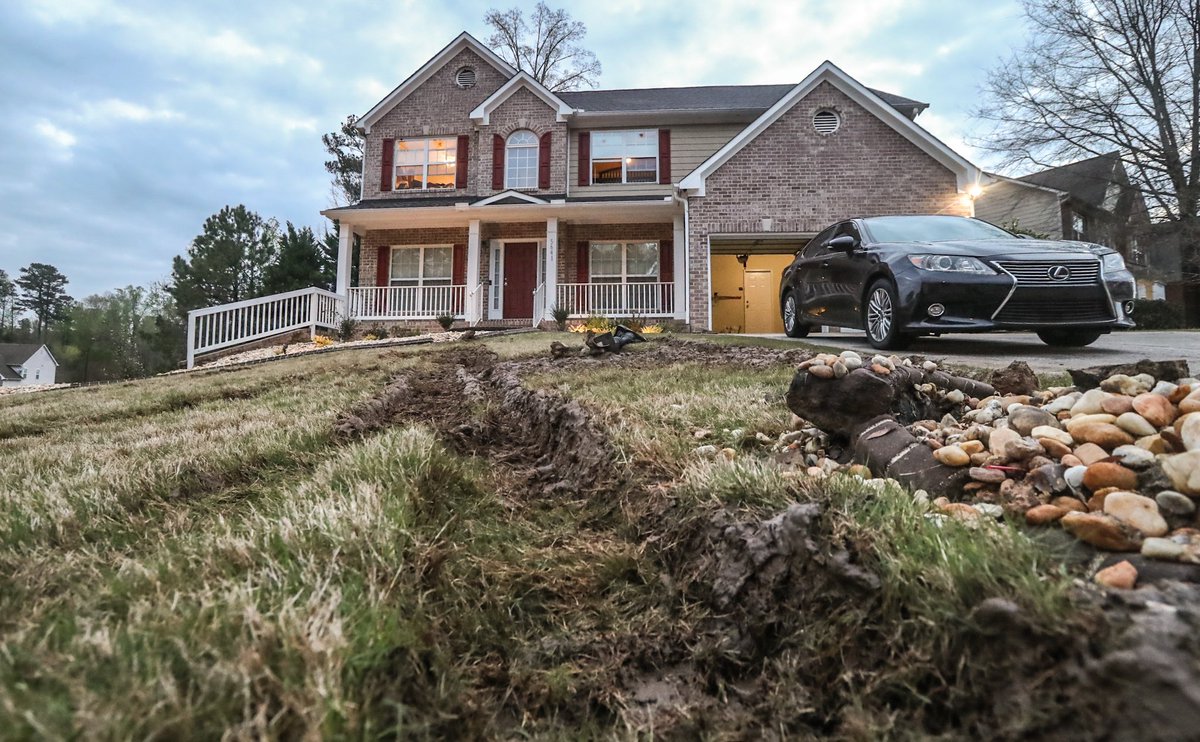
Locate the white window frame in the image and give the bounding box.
[589,129,658,185]
[588,241,660,283]
[505,130,539,189]
[389,245,456,287]
[394,137,458,191]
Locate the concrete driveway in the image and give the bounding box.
[756,330,1199,376]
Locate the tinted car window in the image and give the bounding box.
[833,221,861,242]
[802,226,838,257]
[863,216,1013,243]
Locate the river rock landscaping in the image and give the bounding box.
[776,350,1200,590]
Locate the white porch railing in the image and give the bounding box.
[532,283,547,328]
[556,282,674,317]
[186,287,340,369]
[348,285,466,321]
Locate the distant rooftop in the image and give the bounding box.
[1017,152,1124,208]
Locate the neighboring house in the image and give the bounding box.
[975,153,1157,292]
[185,31,985,365]
[0,344,58,387]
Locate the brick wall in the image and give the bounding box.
[479,87,567,196]
[686,81,971,328]
[361,48,507,202]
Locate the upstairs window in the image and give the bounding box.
[394,137,457,190]
[591,130,658,184]
[505,130,539,189]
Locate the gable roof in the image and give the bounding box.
[358,32,517,132]
[469,71,575,124]
[558,84,927,119]
[0,343,54,380]
[1017,152,1123,209]
[679,61,983,195]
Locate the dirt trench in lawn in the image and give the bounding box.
[327,341,1200,740]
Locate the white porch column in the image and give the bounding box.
[335,221,355,318]
[466,219,482,324]
[544,217,559,321]
[672,214,687,321]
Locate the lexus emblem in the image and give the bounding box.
[1048,265,1071,281]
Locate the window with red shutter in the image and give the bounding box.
[538,132,552,189]
[576,241,589,282]
[577,132,590,187]
[455,135,469,189]
[492,134,505,190]
[375,246,391,286]
[380,138,394,192]
[658,129,671,184]
[659,239,673,280]
[452,244,466,285]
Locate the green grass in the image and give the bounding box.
[0,333,1088,739]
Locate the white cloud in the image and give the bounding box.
[355,78,389,102]
[34,119,77,150]
[80,98,181,124]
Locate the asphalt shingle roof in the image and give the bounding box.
[1017,152,1122,209]
[557,84,927,117]
[0,343,42,381]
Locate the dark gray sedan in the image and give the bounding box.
[779,215,1136,350]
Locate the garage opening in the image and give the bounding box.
[710,235,813,333]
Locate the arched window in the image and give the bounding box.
[505,130,539,189]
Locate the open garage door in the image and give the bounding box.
[710,234,813,333]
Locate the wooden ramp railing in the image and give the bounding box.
[186,287,341,369]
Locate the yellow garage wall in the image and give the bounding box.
[710,253,795,333]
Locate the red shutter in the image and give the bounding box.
[658,129,671,185]
[380,138,394,192]
[576,241,589,282]
[538,132,552,189]
[375,246,390,286]
[455,135,469,189]
[659,239,673,280]
[452,244,466,285]
[577,132,590,187]
[492,134,505,190]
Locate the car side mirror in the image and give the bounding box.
[827,234,858,252]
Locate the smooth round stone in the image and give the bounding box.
[1116,412,1158,438]
[1039,438,1073,459]
[1051,495,1088,513]
[843,355,863,370]
[1065,465,1088,491]
[1180,413,1200,452]
[969,466,1007,484]
[1045,393,1080,415]
[1031,425,1071,445]
[933,445,970,467]
[1101,395,1136,415]
[1061,512,1140,551]
[1073,442,1110,465]
[1156,490,1196,516]
[1152,381,1179,398]
[1004,437,1045,461]
[1070,389,1109,416]
[1111,445,1156,469]
[945,389,966,404]
[1134,393,1178,429]
[922,360,938,372]
[1142,537,1185,561]
[1061,454,1084,468]
[960,439,985,455]
[1026,504,1067,525]
[1094,559,1138,589]
[1066,413,1118,431]
[1083,462,1139,491]
[988,427,1021,458]
[1009,406,1057,436]
[1072,423,1136,450]
[809,363,835,379]
[1136,434,1171,454]
[975,503,1004,518]
[1162,451,1200,495]
[1181,389,1200,414]
[1104,492,1169,537]
[832,361,849,378]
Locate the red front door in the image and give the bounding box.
[502,242,537,318]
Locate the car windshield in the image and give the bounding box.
[863,216,1013,243]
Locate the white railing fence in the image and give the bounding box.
[348,285,466,320]
[556,282,674,317]
[186,287,340,369]
[532,283,546,328]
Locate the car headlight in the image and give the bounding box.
[908,255,995,274]
[1102,252,1126,273]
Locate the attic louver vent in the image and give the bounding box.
[813,109,840,134]
[455,67,476,88]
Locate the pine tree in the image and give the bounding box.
[15,263,73,340]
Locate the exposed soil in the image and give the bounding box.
[331,339,1200,739]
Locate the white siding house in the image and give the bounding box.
[0,344,59,387]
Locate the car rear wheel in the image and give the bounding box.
[1037,329,1103,347]
[864,279,911,350]
[782,292,810,338]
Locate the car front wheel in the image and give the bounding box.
[782,292,810,338]
[1037,329,1103,347]
[864,279,910,350]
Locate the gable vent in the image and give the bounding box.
[813,109,840,135]
[455,67,476,88]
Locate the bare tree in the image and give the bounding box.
[485,3,601,91]
[977,0,1200,225]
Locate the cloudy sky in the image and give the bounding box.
[0,0,1029,298]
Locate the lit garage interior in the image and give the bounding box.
[709,235,813,333]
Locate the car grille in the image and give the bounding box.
[995,290,1114,324]
[995,260,1101,286]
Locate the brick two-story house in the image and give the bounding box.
[184,31,986,365]
[321,31,983,334]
